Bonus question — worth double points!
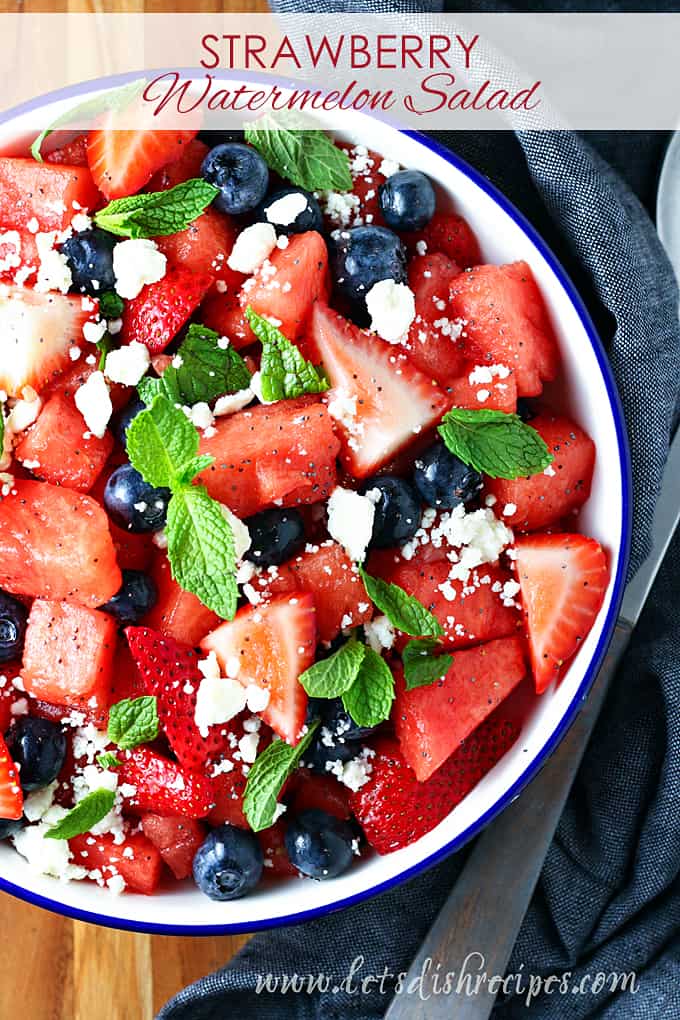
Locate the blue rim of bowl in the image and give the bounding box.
[0,74,632,936]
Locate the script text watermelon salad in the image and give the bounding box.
[0,98,608,899]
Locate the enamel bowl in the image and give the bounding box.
[0,76,631,934]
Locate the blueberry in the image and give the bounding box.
[244,509,305,568]
[257,187,323,236]
[303,699,373,774]
[0,817,25,839]
[193,824,263,901]
[101,570,158,626]
[0,591,27,664]
[285,809,355,880]
[378,170,436,232]
[201,143,269,216]
[361,475,421,549]
[312,697,376,743]
[104,464,171,533]
[6,717,66,792]
[516,398,536,422]
[329,226,408,311]
[111,396,146,449]
[413,441,483,509]
[60,228,116,297]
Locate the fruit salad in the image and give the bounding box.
[0,104,609,901]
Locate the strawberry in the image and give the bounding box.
[309,303,449,477]
[200,593,316,746]
[147,138,209,192]
[0,480,121,608]
[45,135,89,167]
[449,262,559,397]
[514,533,608,693]
[0,286,98,398]
[69,832,162,894]
[141,814,206,880]
[15,391,114,493]
[118,745,215,819]
[351,714,519,854]
[125,626,239,771]
[0,157,100,232]
[407,211,481,269]
[485,413,596,532]
[197,397,340,518]
[0,733,22,821]
[87,116,198,200]
[394,635,526,780]
[21,599,117,716]
[120,265,213,353]
[241,231,329,341]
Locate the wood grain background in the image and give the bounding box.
[0,1,269,1017]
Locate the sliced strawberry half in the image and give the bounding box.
[0,286,98,397]
[87,113,198,200]
[351,713,519,854]
[309,302,449,477]
[120,265,213,353]
[200,593,316,746]
[0,733,22,821]
[514,533,609,693]
[118,745,215,819]
[125,626,240,771]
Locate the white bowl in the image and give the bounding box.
[0,75,631,934]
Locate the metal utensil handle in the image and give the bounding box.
[384,618,633,1020]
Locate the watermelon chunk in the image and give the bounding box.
[155,206,243,292]
[447,360,518,413]
[394,635,526,780]
[404,252,466,386]
[197,398,340,518]
[21,599,116,715]
[15,391,113,492]
[449,262,559,397]
[147,138,209,192]
[0,157,100,232]
[407,211,481,269]
[69,832,162,894]
[0,480,121,607]
[141,814,206,880]
[141,554,219,647]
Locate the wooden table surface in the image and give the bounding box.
[0,2,269,1017]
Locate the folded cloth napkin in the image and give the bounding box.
[159,11,680,1020]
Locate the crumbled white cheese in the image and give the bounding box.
[318,190,361,227]
[82,319,107,345]
[188,401,215,431]
[6,395,42,433]
[220,505,251,560]
[34,232,72,295]
[227,223,277,274]
[264,191,308,227]
[237,731,260,764]
[326,747,375,791]
[365,279,415,344]
[23,780,58,822]
[74,371,112,438]
[364,615,396,653]
[12,808,87,881]
[326,486,375,564]
[195,653,248,737]
[379,158,400,177]
[214,388,254,416]
[104,341,150,386]
[113,239,167,300]
[245,684,270,713]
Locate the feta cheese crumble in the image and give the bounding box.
[74,371,112,438]
[364,615,396,653]
[326,486,375,564]
[104,341,150,386]
[264,191,307,227]
[365,279,415,344]
[194,654,248,738]
[214,388,254,416]
[227,223,277,275]
[113,239,167,300]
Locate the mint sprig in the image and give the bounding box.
[94,179,219,239]
[402,639,453,691]
[438,408,553,480]
[245,307,328,401]
[31,79,145,163]
[341,647,395,728]
[99,291,124,320]
[126,395,238,619]
[96,752,122,770]
[243,723,319,832]
[299,638,365,699]
[45,789,116,840]
[139,324,251,407]
[245,119,352,193]
[107,695,159,750]
[360,569,443,639]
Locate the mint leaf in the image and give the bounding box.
[342,648,394,728]
[167,485,237,619]
[96,331,115,372]
[245,119,352,192]
[45,789,116,840]
[299,639,366,699]
[137,376,163,406]
[402,639,453,690]
[160,324,251,407]
[243,723,319,832]
[245,307,329,401]
[107,695,159,750]
[126,395,199,489]
[438,408,553,480]
[99,291,124,319]
[94,179,219,239]
[31,79,145,162]
[96,752,122,770]
[360,569,443,638]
